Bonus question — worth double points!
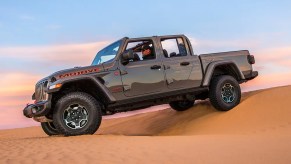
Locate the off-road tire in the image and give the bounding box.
[209,75,241,111]
[169,100,194,111]
[41,122,60,136]
[53,92,102,136]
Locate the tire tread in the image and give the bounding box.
[209,75,241,111]
[53,92,102,136]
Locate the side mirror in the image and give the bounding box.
[121,50,134,64]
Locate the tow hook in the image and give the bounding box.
[23,104,39,118]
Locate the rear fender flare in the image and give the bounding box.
[202,61,245,86]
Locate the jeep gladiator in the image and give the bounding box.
[23,34,258,136]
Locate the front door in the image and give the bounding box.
[120,39,165,97]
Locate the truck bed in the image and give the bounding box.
[199,50,253,78]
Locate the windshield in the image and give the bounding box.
[91,39,122,65]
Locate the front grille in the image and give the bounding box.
[35,80,49,102]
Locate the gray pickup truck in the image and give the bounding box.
[23,34,258,136]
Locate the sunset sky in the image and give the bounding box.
[1,0,291,129]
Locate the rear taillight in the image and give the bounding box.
[248,55,255,64]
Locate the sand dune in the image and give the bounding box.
[1,86,291,163]
[98,86,291,136]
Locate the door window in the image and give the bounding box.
[125,40,156,62]
[161,38,187,58]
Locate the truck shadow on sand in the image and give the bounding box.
[95,91,262,137]
[95,100,219,136]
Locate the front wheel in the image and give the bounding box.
[209,75,241,111]
[53,92,102,136]
[169,100,194,111]
[41,122,60,136]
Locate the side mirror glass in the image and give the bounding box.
[121,50,134,64]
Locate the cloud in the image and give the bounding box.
[0,72,40,122]
[188,36,261,54]
[0,72,41,96]
[0,41,112,113]
[241,71,291,92]
[0,40,111,67]
[0,108,39,130]
[253,46,291,64]
[278,60,291,68]
[249,46,291,78]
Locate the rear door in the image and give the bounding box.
[159,36,201,89]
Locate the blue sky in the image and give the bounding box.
[1,0,290,47]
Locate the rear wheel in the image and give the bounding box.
[169,100,194,111]
[41,122,60,136]
[53,92,102,136]
[209,75,241,111]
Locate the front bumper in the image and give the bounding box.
[23,101,51,118]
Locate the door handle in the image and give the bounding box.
[180,62,190,66]
[151,65,161,70]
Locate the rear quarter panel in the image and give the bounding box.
[199,50,253,77]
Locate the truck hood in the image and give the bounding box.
[50,64,105,81]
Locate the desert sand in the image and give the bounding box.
[1,86,291,164]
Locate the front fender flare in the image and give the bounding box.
[47,75,116,103]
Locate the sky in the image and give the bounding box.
[0,0,291,129]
